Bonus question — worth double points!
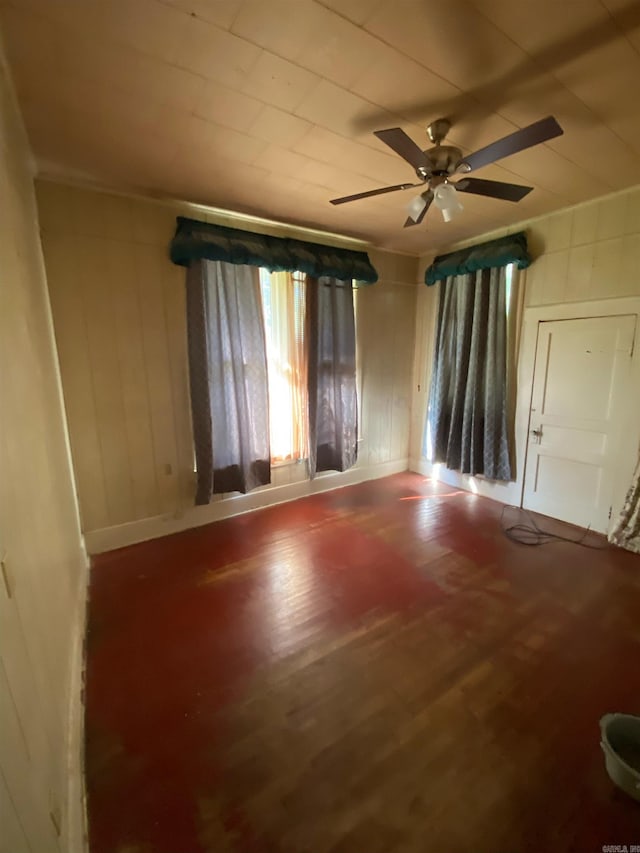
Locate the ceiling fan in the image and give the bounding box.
[330,116,563,228]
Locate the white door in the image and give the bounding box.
[522,315,636,532]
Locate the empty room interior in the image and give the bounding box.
[2,0,640,850]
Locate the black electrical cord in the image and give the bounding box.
[500,504,610,549]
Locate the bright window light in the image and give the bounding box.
[259,269,307,464]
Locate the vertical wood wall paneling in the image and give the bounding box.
[38,181,420,540]
[409,257,437,468]
[524,188,640,307]
[389,276,417,459]
[1,42,88,853]
[0,662,58,853]
[107,235,161,521]
[0,574,65,808]
[80,237,137,525]
[133,241,182,516]
[410,186,640,493]
[357,248,418,470]
[42,231,109,532]
[0,770,30,853]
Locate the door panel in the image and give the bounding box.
[522,315,635,532]
[540,325,625,419]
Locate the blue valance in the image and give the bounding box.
[425,230,531,286]
[170,217,378,284]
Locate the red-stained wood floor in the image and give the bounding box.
[85,473,640,853]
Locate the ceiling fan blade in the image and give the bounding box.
[454,177,533,202]
[330,182,424,205]
[374,128,433,172]
[403,191,433,228]
[456,116,563,173]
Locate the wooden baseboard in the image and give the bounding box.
[84,459,409,554]
[408,457,521,506]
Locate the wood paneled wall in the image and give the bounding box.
[0,46,87,853]
[37,179,639,550]
[37,181,418,549]
[524,188,640,307]
[409,185,640,490]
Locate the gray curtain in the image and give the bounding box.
[426,266,513,481]
[306,276,358,478]
[186,259,270,503]
[608,452,640,553]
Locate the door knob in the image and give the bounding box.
[530,427,542,442]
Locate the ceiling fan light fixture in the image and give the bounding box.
[433,182,464,222]
[406,194,427,223]
[331,116,561,226]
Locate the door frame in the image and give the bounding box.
[516,296,640,533]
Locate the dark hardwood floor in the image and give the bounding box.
[86,473,640,853]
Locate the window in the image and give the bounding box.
[425,264,516,481]
[178,220,367,499]
[259,269,308,464]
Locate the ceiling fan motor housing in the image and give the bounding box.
[426,117,451,144]
[424,144,463,176]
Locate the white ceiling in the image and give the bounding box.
[2,0,640,253]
